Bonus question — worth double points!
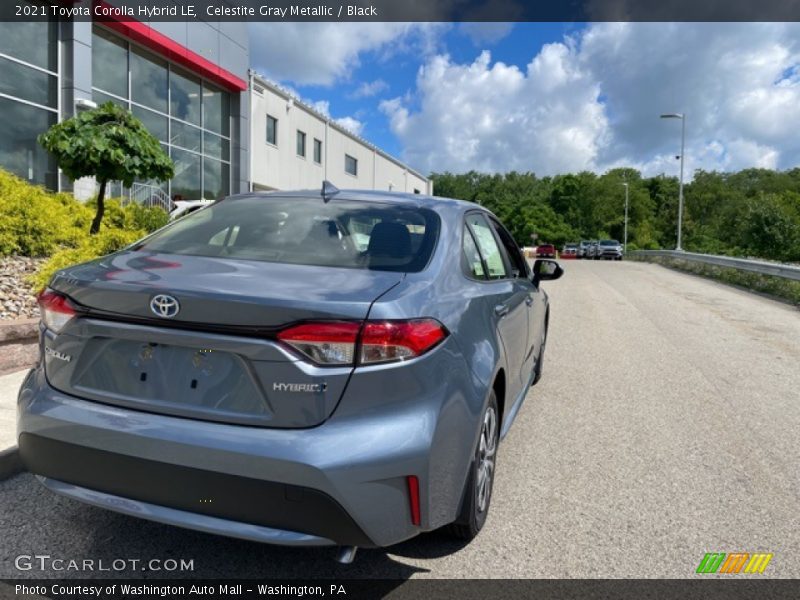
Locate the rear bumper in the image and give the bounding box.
[21,434,370,546]
[37,476,335,547]
[17,366,444,548]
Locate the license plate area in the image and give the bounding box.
[72,338,270,419]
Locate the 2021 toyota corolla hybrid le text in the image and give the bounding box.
[17,185,562,562]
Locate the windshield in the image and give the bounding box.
[136,196,440,273]
[600,240,619,246]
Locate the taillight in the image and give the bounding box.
[37,288,77,333]
[277,318,447,366]
[277,322,359,366]
[360,319,447,364]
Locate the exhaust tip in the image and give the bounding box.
[336,546,358,564]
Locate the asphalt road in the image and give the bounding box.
[1,260,799,580]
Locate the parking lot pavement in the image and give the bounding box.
[1,260,799,580]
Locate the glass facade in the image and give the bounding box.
[91,26,232,200]
[0,20,58,189]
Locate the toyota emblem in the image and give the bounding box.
[150,294,180,318]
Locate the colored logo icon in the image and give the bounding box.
[696,553,773,574]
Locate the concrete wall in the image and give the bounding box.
[250,77,431,194]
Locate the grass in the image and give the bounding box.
[631,254,800,307]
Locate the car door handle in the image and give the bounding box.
[494,304,509,317]
[525,296,534,306]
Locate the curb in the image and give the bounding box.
[0,446,23,481]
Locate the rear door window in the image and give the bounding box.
[137,196,440,273]
[488,217,528,278]
[466,213,509,280]
[462,226,486,279]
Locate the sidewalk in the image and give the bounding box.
[0,368,28,479]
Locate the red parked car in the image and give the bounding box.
[536,243,556,258]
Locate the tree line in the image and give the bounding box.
[431,168,800,263]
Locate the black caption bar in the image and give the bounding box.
[3,579,800,600]
[1,0,800,22]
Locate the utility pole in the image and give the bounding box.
[660,113,686,251]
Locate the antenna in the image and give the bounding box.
[321,180,339,203]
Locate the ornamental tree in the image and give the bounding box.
[38,102,174,234]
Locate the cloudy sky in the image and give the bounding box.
[249,22,800,178]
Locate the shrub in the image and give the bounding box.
[0,170,93,256]
[29,228,145,291]
[0,168,169,289]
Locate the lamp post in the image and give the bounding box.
[660,112,685,251]
[622,182,629,254]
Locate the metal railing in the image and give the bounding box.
[124,183,174,213]
[630,250,800,282]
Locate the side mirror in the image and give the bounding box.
[532,259,563,283]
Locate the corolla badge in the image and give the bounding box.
[150,294,180,318]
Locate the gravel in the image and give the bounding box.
[0,256,45,321]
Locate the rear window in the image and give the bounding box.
[136,195,440,272]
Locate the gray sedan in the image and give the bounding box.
[18,184,562,563]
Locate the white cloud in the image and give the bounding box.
[381,48,607,174]
[382,23,800,177]
[349,79,389,98]
[576,23,800,174]
[248,23,437,86]
[334,116,364,136]
[459,23,515,46]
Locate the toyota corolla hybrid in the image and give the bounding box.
[18,184,562,562]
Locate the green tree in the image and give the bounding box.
[38,102,174,234]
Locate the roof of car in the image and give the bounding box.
[224,189,483,212]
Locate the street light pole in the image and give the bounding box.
[622,182,629,254]
[660,113,686,251]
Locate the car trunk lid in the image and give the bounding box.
[44,251,402,428]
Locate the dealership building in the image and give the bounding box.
[250,74,431,194]
[0,13,430,204]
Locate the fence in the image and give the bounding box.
[630,250,800,282]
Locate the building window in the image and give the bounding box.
[90,26,232,201]
[296,130,306,158]
[345,154,358,176]
[0,20,58,189]
[266,115,277,145]
[313,138,322,164]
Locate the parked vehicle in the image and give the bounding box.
[578,240,592,259]
[19,183,563,563]
[585,241,599,259]
[169,199,215,220]
[597,239,624,260]
[536,243,556,258]
[561,243,578,259]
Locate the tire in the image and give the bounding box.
[532,317,548,386]
[447,392,500,541]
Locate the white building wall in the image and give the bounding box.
[250,75,431,194]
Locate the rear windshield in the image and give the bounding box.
[136,196,440,272]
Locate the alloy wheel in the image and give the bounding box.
[476,405,498,513]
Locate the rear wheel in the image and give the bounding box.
[447,392,499,541]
